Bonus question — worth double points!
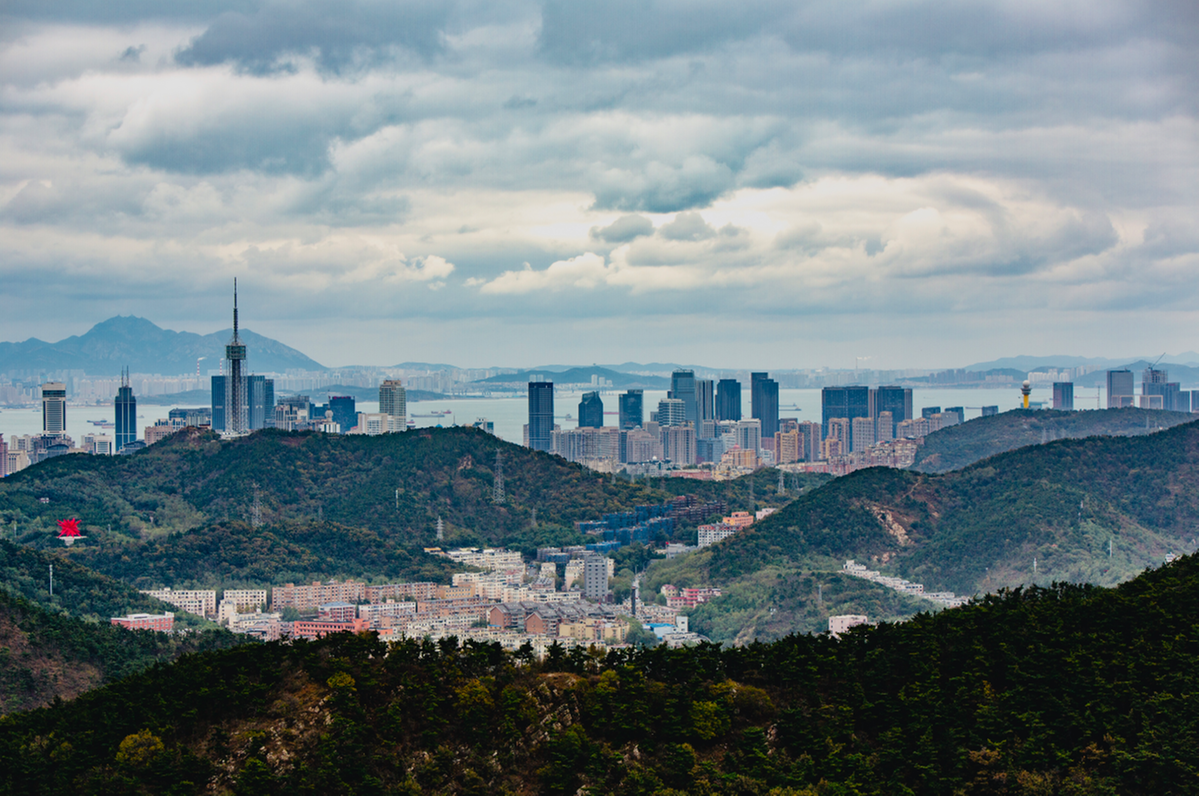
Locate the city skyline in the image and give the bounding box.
[1,1,1195,368]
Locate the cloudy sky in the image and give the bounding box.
[1,1,1195,369]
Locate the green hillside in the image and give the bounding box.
[73,520,464,591]
[0,426,675,549]
[0,540,243,713]
[0,589,239,715]
[911,406,1194,473]
[0,541,219,630]
[3,555,1197,795]
[1,426,810,591]
[650,418,1199,642]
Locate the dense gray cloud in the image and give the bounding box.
[0,0,1195,368]
[590,214,653,243]
[175,1,453,74]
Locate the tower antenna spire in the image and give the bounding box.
[233,278,240,341]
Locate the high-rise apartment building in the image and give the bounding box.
[669,369,698,427]
[661,425,696,465]
[715,378,742,421]
[582,554,609,602]
[578,392,604,428]
[735,418,762,452]
[379,380,407,424]
[876,411,894,442]
[1053,382,1074,411]
[527,382,554,451]
[775,429,801,464]
[41,382,66,434]
[1106,370,1134,408]
[618,390,643,431]
[751,372,779,439]
[657,398,687,427]
[797,421,822,462]
[115,370,136,451]
[851,417,875,452]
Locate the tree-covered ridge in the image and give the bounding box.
[0,540,216,629]
[0,426,694,549]
[640,419,1199,642]
[0,589,240,716]
[2,554,1197,795]
[704,418,1199,595]
[73,520,463,591]
[911,406,1194,474]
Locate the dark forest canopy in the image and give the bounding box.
[2,553,1197,795]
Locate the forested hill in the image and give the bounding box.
[3,554,1197,794]
[0,540,215,629]
[0,589,239,715]
[648,417,1199,642]
[911,406,1194,473]
[710,417,1199,595]
[0,426,678,549]
[74,521,464,591]
[0,540,242,713]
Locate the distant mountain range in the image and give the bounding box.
[473,366,671,389]
[1073,360,1199,388]
[965,353,1199,371]
[0,316,326,377]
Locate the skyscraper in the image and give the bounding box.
[669,369,698,426]
[328,396,357,432]
[1141,368,1185,412]
[379,380,407,432]
[528,382,554,451]
[1107,370,1134,408]
[115,369,136,451]
[873,386,912,437]
[821,385,871,449]
[223,280,248,436]
[210,375,226,432]
[41,382,66,435]
[618,390,643,430]
[696,379,714,423]
[578,392,604,428]
[751,372,779,439]
[247,375,275,430]
[716,378,742,421]
[1053,382,1074,411]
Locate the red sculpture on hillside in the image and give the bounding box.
[56,518,84,546]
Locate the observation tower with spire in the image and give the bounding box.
[224,279,249,436]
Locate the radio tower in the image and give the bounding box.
[223,279,248,436]
[492,450,506,505]
[778,469,786,495]
[435,516,444,542]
